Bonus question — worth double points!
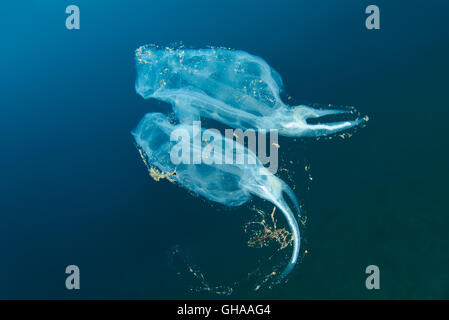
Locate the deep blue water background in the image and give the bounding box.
[1,0,448,299]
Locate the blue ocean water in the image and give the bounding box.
[1,0,448,299]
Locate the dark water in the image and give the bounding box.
[1,0,448,299]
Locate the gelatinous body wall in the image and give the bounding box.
[132,113,301,281]
[133,45,368,286]
[135,45,366,137]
